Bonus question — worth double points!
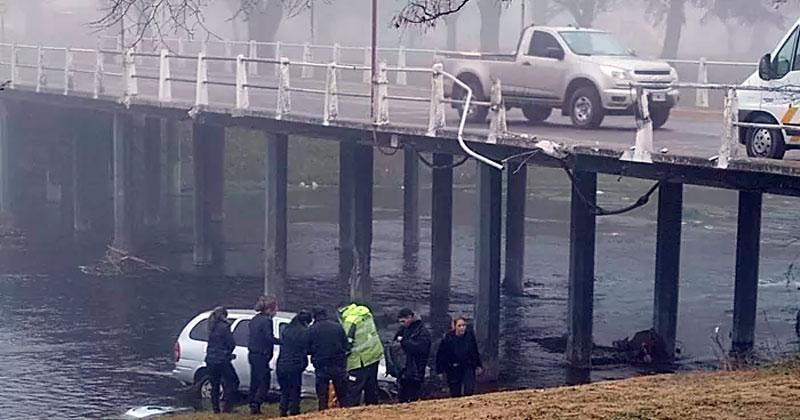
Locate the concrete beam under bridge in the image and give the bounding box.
[403,147,419,260]
[143,117,162,238]
[192,122,225,267]
[429,153,453,336]
[112,113,146,253]
[159,119,181,238]
[264,133,288,302]
[731,191,763,355]
[503,164,527,296]
[653,182,683,360]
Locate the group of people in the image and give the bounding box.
[203,295,484,416]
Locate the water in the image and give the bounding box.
[1,165,800,418]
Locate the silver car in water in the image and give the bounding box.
[171,309,396,401]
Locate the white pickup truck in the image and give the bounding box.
[440,26,680,129]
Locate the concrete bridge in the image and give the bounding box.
[0,40,799,379]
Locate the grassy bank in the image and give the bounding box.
[171,359,800,420]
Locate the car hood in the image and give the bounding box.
[585,55,673,72]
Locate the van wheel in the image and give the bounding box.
[453,77,489,123]
[522,105,552,124]
[746,115,786,159]
[569,87,605,128]
[195,372,228,403]
[651,108,670,129]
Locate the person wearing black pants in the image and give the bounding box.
[393,308,431,403]
[307,308,351,410]
[247,295,281,415]
[435,316,483,398]
[204,306,239,414]
[276,311,312,416]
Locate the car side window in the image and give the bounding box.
[776,27,799,76]
[189,319,209,341]
[278,323,288,340]
[527,31,562,58]
[232,320,250,347]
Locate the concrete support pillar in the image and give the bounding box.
[73,116,112,239]
[475,162,502,373]
[339,142,374,301]
[57,135,75,239]
[503,164,527,296]
[653,182,683,359]
[112,113,145,253]
[430,153,453,335]
[264,133,288,301]
[143,117,162,238]
[159,119,181,237]
[731,191,763,355]
[338,142,356,291]
[192,122,225,267]
[403,147,419,258]
[566,171,597,369]
[0,103,10,220]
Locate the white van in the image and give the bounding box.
[739,17,800,159]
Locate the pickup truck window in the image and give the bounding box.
[528,31,562,58]
[559,31,631,57]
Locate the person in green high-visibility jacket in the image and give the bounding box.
[338,302,384,407]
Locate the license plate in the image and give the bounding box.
[651,92,666,102]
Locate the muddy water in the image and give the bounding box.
[2,165,800,419]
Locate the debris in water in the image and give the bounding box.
[79,246,169,276]
[122,405,191,418]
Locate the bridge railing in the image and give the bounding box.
[99,35,759,108]
[623,82,800,168]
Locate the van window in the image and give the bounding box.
[528,31,562,58]
[232,320,250,347]
[278,322,288,340]
[775,27,799,77]
[189,319,209,341]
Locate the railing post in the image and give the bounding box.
[396,46,407,85]
[159,49,173,102]
[621,87,653,163]
[373,61,389,126]
[195,52,208,107]
[274,41,282,77]
[301,42,313,79]
[10,43,18,88]
[696,57,709,108]
[63,48,74,95]
[324,63,339,125]
[235,54,250,110]
[177,38,186,69]
[248,40,258,76]
[124,48,138,98]
[36,45,46,92]
[94,48,105,98]
[276,57,291,119]
[427,63,446,136]
[488,77,507,144]
[224,41,234,73]
[362,47,371,83]
[717,88,740,169]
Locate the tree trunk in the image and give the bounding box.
[444,15,458,50]
[246,0,284,43]
[478,0,502,52]
[529,0,551,25]
[660,0,686,59]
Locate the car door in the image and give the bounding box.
[231,319,251,391]
[521,30,567,102]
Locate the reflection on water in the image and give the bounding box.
[1,167,800,418]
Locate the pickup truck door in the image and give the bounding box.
[512,30,566,103]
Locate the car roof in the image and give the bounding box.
[197,309,298,320]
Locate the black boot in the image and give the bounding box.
[249,403,262,415]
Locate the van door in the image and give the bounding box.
[231,319,251,391]
[764,25,800,142]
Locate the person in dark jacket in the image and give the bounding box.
[393,308,431,403]
[307,307,350,410]
[435,316,483,397]
[205,306,239,414]
[247,295,280,414]
[276,311,312,417]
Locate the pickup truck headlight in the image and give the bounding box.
[601,65,632,83]
[669,66,679,81]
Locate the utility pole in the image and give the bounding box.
[309,1,315,44]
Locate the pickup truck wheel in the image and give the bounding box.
[522,105,552,124]
[650,108,670,129]
[746,115,786,159]
[569,87,605,129]
[453,79,489,123]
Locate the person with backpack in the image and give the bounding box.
[435,316,483,397]
[204,306,239,414]
[391,308,431,403]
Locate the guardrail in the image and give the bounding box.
[623,82,800,169]
[99,35,759,109]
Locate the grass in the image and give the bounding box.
[172,357,800,419]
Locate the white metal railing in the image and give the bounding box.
[1,39,505,170]
[622,82,800,169]
[99,35,759,109]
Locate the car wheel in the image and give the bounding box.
[746,115,786,159]
[453,77,489,123]
[569,86,605,129]
[650,108,670,130]
[196,373,228,403]
[522,104,552,124]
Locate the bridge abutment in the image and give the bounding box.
[429,153,454,336]
[264,132,288,302]
[731,191,762,355]
[653,182,683,360]
[503,164,527,296]
[192,122,225,267]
